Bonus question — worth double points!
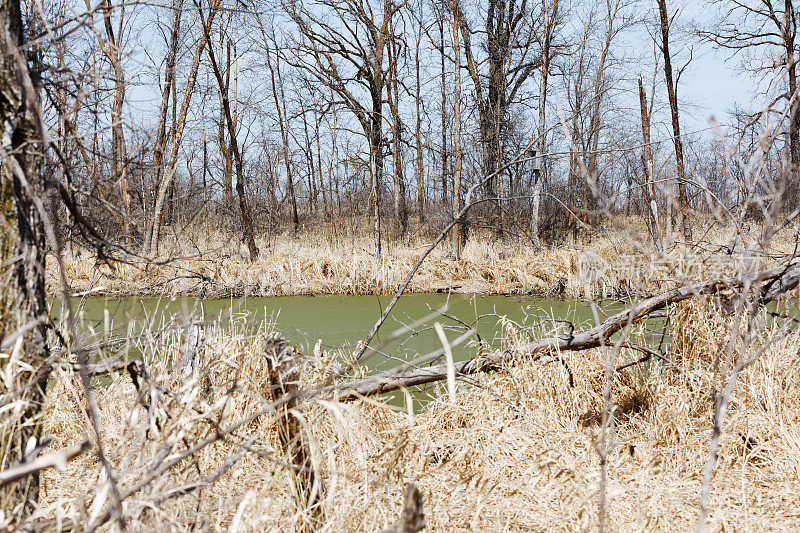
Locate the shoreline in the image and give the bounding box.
[47,225,792,300]
[57,283,575,300]
[46,243,620,300]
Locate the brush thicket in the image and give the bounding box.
[51,217,800,300]
[28,298,800,531]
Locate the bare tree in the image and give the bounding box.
[152,0,184,223]
[412,0,425,222]
[638,77,663,251]
[198,0,259,260]
[148,0,221,255]
[454,0,542,238]
[701,0,799,205]
[217,32,234,201]
[561,0,629,239]
[450,0,464,258]
[531,0,561,249]
[284,0,403,259]
[262,26,299,233]
[81,0,131,236]
[657,0,692,241]
[387,10,409,236]
[436,7,449,204]
[584,0,630,222]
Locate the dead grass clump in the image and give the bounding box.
[27,300,800,530]
[578,366,654,428]
[670,299,733,370]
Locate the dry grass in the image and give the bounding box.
[30,299,800,531]
[50,216,800,299]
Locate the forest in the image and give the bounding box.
[3,0,800,530]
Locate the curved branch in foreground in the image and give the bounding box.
[0,441,91,487]
[336,262,800,401]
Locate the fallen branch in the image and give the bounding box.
[55,358,144,378]
[0,441,91,487]
[336,262,800,401]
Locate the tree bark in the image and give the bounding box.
[784,0,799,205]
[638,78,663,251]
[657,0,692,241]
[0,0,51,516]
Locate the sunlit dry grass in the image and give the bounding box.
[30,300,800,531]
[49,215,800,299]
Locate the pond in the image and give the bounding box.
[51,293,635,368]
[50,293,671,408]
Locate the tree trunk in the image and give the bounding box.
[785,0,799,205]
[101,0,130,238]
[481,87,503,238]
[0,0,51,516]
[532,58,546,250]
[657,0,692,242]
[314,106,328,218]
[388,20,408,238]
[585,1,615,222]
[451,0,464,259]
[638,78,663,252]
[201,6,259,261]
[532,0,558,250]
[302,109,317,215]
[439,16,448,204]
[371,95,384,260]
[148,0,220,255]
[267,45,298,232]
[219,36,233,201]
[414,10,425,223]
[152,0,183,213]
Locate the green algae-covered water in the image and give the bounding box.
[52,293,626,368]
[49,293,666,408]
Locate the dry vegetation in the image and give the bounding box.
[6,0,800,526]
[27,295,800,531]
[51,216,799,300]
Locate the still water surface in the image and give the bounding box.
[55,293,617,366]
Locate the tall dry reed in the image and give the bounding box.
[27,302,800,531]
[50,217,800,300]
